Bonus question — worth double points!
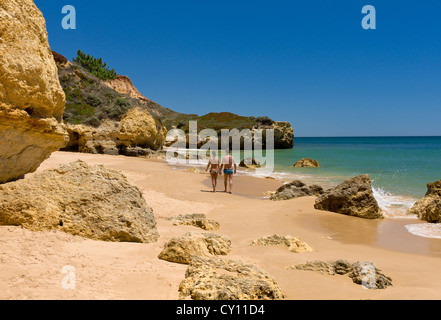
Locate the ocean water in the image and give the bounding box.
[170,136,441,238]
[272,137,441,217]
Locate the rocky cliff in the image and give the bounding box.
[55,52,294,152]
[0,0,68,183]
[54,53,167,155]
[163,112,294,149]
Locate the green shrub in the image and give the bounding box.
[73,50,117,81]
[85,94,102,107]
[63,102,95,125]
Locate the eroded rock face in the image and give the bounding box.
[289,260,393,290]
[158,232,231,264]
[0,161,159,243]
[118,107,167,149]
[270,180,324,201]
[294,158,320,168]
[63,107,167,155]
[179,256,285,300]
[273,122,294,149]
[250,234,313,253]
[0,0,68,183]
[314,175,383,219]
[409,180,441,222]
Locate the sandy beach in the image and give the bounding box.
[1,151,441,300]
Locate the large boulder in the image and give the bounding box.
[294,158,320,168]
[409,180,441,222]
[270,180,324,201]
[158,232,231,264]
[179,256,285,300]
[117,107,167,149]
[0,0,68,183]
[0,161,159,243]
[314,175,383,219]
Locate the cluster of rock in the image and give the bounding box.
[168,214,220,231]
[179,256,285,300]
[294,158,320,168]
[288,260,393,290]
[250,234,313,253]
[0,0,68,183]
[409,179,441,222]
[270,180,324,201]
[270,175,383,220]
[0,161,159,243]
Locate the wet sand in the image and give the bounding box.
[2,151,441,300]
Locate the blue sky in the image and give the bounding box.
[35,0,441,137]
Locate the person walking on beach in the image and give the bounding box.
[206,151,220,192]
[220,149,237,194]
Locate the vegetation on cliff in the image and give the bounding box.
[73,50,117,80]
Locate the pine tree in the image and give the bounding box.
[73,50,117,80]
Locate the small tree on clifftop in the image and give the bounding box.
[73,50,117,81]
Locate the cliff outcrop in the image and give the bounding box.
[0,0,68,183]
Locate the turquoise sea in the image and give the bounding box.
[177,136,441,219]
[271,136,441,217]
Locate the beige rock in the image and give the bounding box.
[0,0,68,183]
[270,180,324,201]
[158,232,231,264]
[409,180,441,222]
[169,214,220,231]
[272,121,294,149]
[117,107,167,150]
[0,160,159,243]
[63,107,167,155]
[105,75,151,104]
[250,234,313,253]
[179,256,285,300]
[314,174,383,219]
[288,260,393,290]
[294,158,321,168]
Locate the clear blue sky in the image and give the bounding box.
[35,0,441,137]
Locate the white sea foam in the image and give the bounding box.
[405,224,441,239]
[372,187,417,218]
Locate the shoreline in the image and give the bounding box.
[2,151,441,300]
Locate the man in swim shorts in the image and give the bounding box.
[220,148,237,194]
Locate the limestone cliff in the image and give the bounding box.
[55,51,294,153]
[54,53,167,154]
[0,0,68,183]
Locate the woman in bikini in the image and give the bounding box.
[206,151,220,192]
